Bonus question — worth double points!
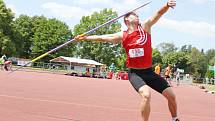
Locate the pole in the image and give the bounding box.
[10,1,151,73]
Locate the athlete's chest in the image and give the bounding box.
[123,30,150,47]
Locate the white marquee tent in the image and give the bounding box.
[50,56,103,66]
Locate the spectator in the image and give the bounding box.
[154,63,161,75]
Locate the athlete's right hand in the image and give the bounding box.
[74,35,88,42]
[167,0,176,8]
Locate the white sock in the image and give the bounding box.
[172,117,177,121]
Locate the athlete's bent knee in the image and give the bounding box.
[139,88,151,101]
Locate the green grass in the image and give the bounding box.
[204,84,215,92]
[193,83,215,92]
[197,83,215,92]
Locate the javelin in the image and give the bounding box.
[10,1,151,73]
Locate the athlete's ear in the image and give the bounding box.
[124,15,129,25]
[124,18,129,25]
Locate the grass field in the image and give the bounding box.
[195,83,215,92]
[204,84,215,91]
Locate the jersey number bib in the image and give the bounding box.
[129,48,144,58]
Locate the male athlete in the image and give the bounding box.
[75,0,179,121]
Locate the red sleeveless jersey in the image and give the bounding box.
[122,25,152,69]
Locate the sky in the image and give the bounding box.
[4,0,215,51]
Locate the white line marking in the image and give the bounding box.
[0,94,137,112]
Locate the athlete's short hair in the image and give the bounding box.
[124,11,138,25]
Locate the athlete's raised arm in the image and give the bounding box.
[142,0,176,33]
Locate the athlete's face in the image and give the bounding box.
[126,13,139,24]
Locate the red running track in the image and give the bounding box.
[0,70,214,121]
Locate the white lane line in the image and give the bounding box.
[0,94,137,112]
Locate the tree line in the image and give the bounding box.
[0,0,214,78]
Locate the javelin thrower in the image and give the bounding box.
[75,0,179,121]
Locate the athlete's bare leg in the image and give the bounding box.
[162,87,178,118]
[138,85,151,121]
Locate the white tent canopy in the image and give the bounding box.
[50,56,103,66]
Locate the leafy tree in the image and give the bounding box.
[0,34,16,55]
[12,15,34,58]
[156,42,178,55]
[30,16,74,61]
[162,51,189,72]
[205,51,215,79]
[180,45,192,53]
[116,48,126,71]
[205,57,215,79]
[209,56,215,65]
[205,49,215,64]
[12,15,74,61]
[205,69,214,79]
[73,9,121,67]
[188,47,207,77]
[0,0,15,56]
[152,48,162,65]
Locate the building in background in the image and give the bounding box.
[50,56,103,77]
